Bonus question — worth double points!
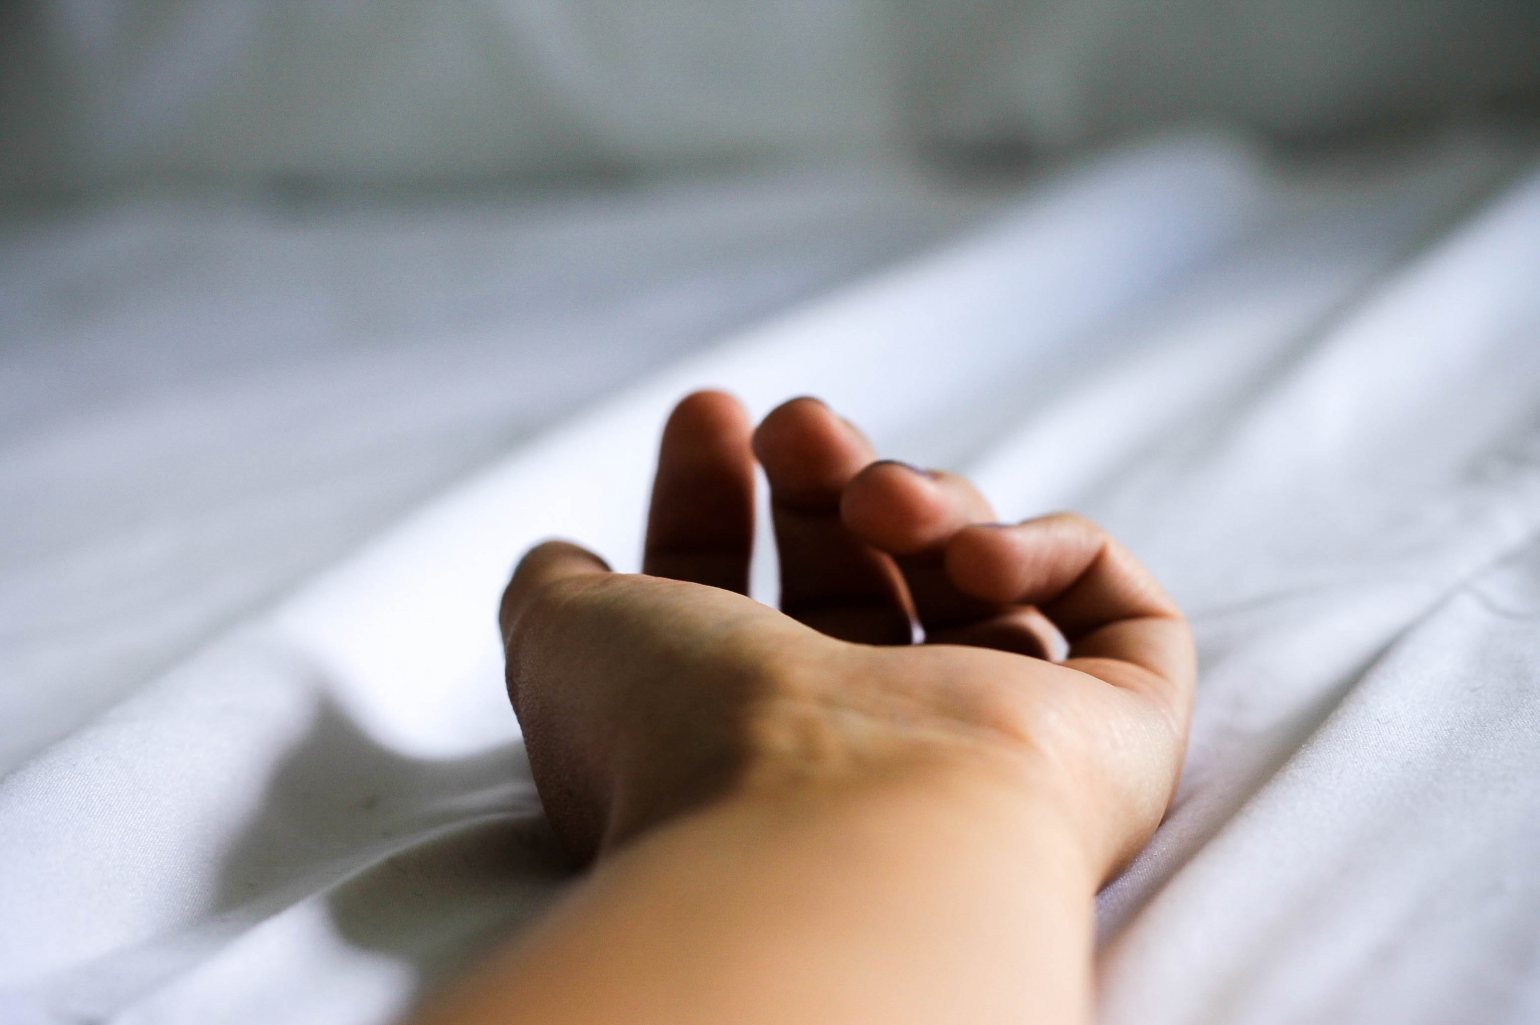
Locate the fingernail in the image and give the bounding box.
[877,459,937,479]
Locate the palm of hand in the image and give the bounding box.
[500,394,1193,881]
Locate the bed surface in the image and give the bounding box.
[3,129,1539,1023]
[1,168,999,770]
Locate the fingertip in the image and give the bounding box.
[752,396,872,504]
[647,391,756,593]
[510,539,612,596]
[840,460,947,555]
[665,389,752,445]
[517,538,612,571]
[943,523,1023,604]
[751,395,829,456]
[500,539,610,638]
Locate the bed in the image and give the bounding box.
[7,0,1540,1011]
[4,123,1538,1023]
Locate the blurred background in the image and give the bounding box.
[3,1,1540,761]
[4,1,1540,193]
[6,10,1540,1025]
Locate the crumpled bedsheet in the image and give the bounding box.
[3,130,1538,1024]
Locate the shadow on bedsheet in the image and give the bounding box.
[211,690,571,1017]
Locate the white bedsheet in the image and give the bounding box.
[3,130,1539,1024]
[0,168,998,771]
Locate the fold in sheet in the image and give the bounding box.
[3,131,1538,1024]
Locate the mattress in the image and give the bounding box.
[3,128,1538,1024]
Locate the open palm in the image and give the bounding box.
[500,393,1194,881]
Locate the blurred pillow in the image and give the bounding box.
[0,1,899,194]
[904,0,1540,153]
[3,1,1537,195]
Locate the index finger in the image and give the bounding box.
[643,390,756,594]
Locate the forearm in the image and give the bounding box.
[414,764,1096,1025]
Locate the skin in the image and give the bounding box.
[410,391,1195,1025]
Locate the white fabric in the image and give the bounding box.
[0,166,998,771]
[1,0,898,192]
[3,130,1540,1023]
[5,1,1537,192]
[913,0,1540,150]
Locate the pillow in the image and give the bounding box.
[0,0,898,194]
[903,0,1540,152]
[3,0,1536,195]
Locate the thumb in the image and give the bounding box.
[498,539,613,862]
[499,540,611,708]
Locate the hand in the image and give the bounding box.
[498,392,1194,882]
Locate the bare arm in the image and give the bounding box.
[411,393,1193,1025]
[417,763,1093,1025]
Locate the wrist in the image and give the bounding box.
[729,731,1100,899]
[454,745,1097,1025]
[718,652,1099,887]
[597,638,1102,889]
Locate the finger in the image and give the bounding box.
[643,390,756,593]
[752,397,911,644]
[945,514,1195,704]
[925,606,1065,661]
[840,462,1003,634]
[498,539,610,657]
[496,539,613,860]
